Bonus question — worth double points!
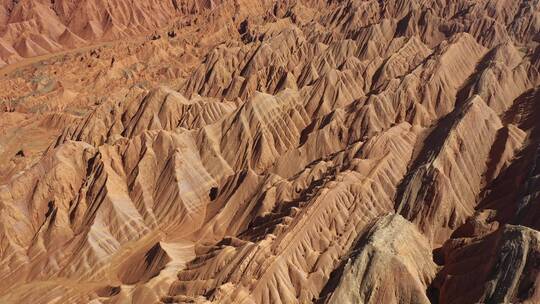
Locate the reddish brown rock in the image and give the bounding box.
[0,0,539,303]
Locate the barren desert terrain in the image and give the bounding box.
[0,0,539,303]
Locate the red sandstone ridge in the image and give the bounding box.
[0,0,220,66]
[0,0,539,303]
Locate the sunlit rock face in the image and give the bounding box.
[0,0,539,303]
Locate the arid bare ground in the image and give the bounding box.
[0,0,539,303]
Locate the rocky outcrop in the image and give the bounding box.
[321,214,437,304]
[435,225,540,304]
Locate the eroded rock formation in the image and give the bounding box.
[0,0,539,303]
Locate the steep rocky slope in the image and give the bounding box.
[0,0,539,303]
